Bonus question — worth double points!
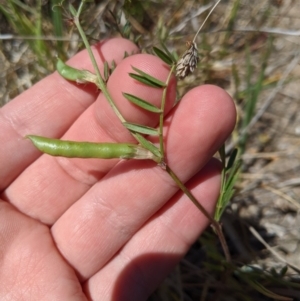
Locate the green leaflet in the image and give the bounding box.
[123,93,162,113]
[129,66,166,88]
[153,47,174,65]
[123,122,159,136]
[27,135,156,160]
[104,61,109,82]
[226,148,238,171]
[135,133,162,159]
[68,4,77,17]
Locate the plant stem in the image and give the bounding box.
[159,65,175,158]
[166,164,231,262]
[73,3,125,122]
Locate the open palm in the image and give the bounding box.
[0,38,236,300]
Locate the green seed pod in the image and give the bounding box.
[26,135,158,160]
[56,58,98,84]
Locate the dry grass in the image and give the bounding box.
[1,0,300,300]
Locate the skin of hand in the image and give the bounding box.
[0,38,236,301]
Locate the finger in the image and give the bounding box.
[51,85,236,280]
[83,159,221,300]
[0,200,87,301]
[3,54,176,225]
[0,38,138,190]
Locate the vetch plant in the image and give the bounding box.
[26,0,234,261]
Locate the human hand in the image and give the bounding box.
[0,38,236,300]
